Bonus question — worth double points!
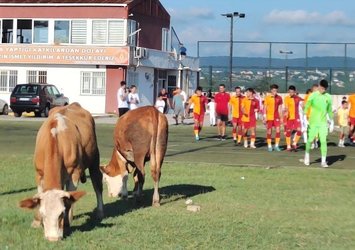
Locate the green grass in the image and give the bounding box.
[0,121,354,249]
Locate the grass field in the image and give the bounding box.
[0,120,355,249]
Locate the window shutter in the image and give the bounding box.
[92,20,107,44]
[108,20,125,45]
[71,20,87,44]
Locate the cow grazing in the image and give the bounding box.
[19,103,104,241]
[100,106,168,207]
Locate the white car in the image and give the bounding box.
[0,99,9,115]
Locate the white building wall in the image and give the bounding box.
[0,64,106,113]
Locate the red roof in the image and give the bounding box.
[0,0,134,3]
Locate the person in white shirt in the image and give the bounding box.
[155,94,165,113]
[180,89,187,116]
[207,97,216,126]
[128,85,140,110]
[117,81,129,117]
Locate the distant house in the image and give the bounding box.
[0,0,199,113]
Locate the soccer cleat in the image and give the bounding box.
[217,135,222,141]
[321,162,329,168]
[292,144,298,152]
[286,146,292,152]
[244,141,248,148]
[274,146,282,152]
[195,136,200,141]
[234,139,237,145]
[267,147,273,152]
[250,143,256,149]
[221,135,226,141]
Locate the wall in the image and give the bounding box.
[0,64,107,113]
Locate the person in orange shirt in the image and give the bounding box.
[186,86,208,141]
[283,85,304,151]
[263,84,283,152]
[241,88,260,148]
[348,93,355,144]
[229,86,244,145]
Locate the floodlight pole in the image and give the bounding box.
[222,12,245,90]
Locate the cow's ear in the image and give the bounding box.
[64,191,86,206]
[19,197,40,210]
[100,165,109,175]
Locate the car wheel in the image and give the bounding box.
[44,106,50,117]
[14,111,22,117]
[34,111,42,117]
[2,105,8,115]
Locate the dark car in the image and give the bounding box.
[10,83,69,117]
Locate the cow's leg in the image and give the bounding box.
[88,159,104,220]
[32,175,43,228]
[150,152,162,207]
[132,168,145,201]
[65,173,80,226]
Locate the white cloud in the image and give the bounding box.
[264,10,355,26]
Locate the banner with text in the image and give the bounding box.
[0,45,130,65]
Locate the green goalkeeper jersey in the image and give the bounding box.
[304,91,333,126]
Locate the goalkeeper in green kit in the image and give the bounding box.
[303,79,334,167]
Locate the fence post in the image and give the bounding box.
[209,65,213,90]
[285,66,289,92]
[329,68,332,94]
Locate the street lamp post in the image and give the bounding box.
[279,50,293,91]
[222,12,245,90]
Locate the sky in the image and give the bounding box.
[160,0,355,58]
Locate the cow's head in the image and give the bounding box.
[19,190,85,241]
[100,149,129,198]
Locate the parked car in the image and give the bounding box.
[0,98,9,115]
[10,83,69,117]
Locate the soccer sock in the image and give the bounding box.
[251,135,256,145]
[267,133,272,147]
[237,128,243,143]
[294,131,302,145]
[194,125,199,137]
[285,131,291,147]
[321,156,326,164]
[275,132,281,146]
[305,152,310,163]
[232,128,237,140]
[237,135,242,143]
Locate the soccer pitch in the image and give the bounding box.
[0,121,354,249]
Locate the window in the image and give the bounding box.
[80,72,106,95]
[17,19,32,43]
[27,70,47,83]
[71,20,87,44]
[2,19,14,43]
[92,20,107,44]
[108,20,125,45]
[33,20,48,43]
[162,28,169,52]
[0,70,17,92]
[54,21,70,44]
[127,20,137,46]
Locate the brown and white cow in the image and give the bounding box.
[100,106,168,207]
[19,103,104,241]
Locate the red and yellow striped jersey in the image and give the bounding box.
[264,94,283,120]
[229,95,244,118]
[189,94,208,115]
[241,97,260,122]
[284,95,303,120]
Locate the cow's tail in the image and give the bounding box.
[155,112,168,176]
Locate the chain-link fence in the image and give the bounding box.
[198,41,355,94]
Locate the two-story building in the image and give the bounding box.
[0,0,199,113]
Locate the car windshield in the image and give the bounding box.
[14,85,39,95]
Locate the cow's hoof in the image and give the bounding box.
[31,220,41,228]
[152,201,160,207]
[96,209,104,220]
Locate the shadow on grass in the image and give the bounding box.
[315,154,346,166]
[68,184,215,236]
[0,187,36,196]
